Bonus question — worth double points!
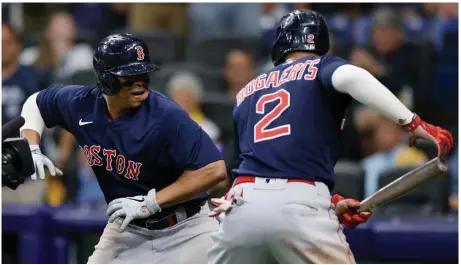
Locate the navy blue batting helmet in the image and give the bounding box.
[271,9,330,66]
[93,33,159,95]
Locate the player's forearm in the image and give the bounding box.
[155,160,227,209]
[208,176,231,198]
[56,130,76,164]
[21,129,41,145]
[20,92,46,145]
[332,64,414,125]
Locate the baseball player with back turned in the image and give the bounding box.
[208,9,454,264]
[19,33,227,263]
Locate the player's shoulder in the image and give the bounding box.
[147,91,191,120]
[288,54,348,67]
[39,84,99,102]
[318,55,349,67]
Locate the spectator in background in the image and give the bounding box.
[2,24,47,205]
[20,11,93,83]
[19,11,93,205]
[349,7,423,160]
[188,3,261,43]
[426,3,458,125]
[400,5,431,40]
[167,71,221,144]
[67,3,128,40]
[221,49,256,178]
[127,3,187,38]
[75,151,106,210]
[349,6,421,102]
[361,113,428,197]
[2,24,43,126]
[260,3,290,48]
[224,49,256,98]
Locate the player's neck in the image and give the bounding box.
[285,52,318,62]
[103,95,127,120]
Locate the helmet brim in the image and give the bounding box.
[109,62,160,77]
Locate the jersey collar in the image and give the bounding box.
[93,91,145,128]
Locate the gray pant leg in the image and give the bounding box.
[87,221,155,263]
[154,214,219,263]
[89,214,219,264]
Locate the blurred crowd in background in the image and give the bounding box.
[1,3,459,215]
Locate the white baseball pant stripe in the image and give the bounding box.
[207,177,355,264]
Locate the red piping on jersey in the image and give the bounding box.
[233,176,316,187]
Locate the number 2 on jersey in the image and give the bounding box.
[254,89,291,143]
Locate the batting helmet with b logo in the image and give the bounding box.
[271,9,330,66]
[93,33,159,95]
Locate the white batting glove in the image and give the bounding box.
[208,185,246,218]
[30,145,63,180]
[106,189,162,232]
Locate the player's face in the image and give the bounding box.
[2,25,20,66]
[116,74,150,108]
[170,88,197,113]
[372,25,402,54]
[375,117,403,151]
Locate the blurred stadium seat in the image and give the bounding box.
[202,97,235,143]
[112,29,180,65]
[150,62,226,94]
[22,30,99,49]
[332,160,365,200]
[77,30,99,48]
[375,166,450,217]
[21,30,41,48]
[188,36,264,69]
[413,140,439,159]
[71,70,96,86]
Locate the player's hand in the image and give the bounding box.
[208,185,245,218]
[106,189,162,232]
[331,194,372,229]
[30,145,63,180]
[404,114,454,157]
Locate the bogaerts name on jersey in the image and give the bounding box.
[236,59,320,106]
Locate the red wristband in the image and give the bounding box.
[404,114,420,132]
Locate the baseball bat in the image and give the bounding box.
[358,157,448,212]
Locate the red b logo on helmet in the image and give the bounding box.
[135,46,144,61]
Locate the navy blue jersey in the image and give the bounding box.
[36,85,223,203]
[232,55,352,189]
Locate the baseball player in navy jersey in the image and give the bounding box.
[19,33,228,263]
[208,9,454,264]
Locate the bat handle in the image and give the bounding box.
[358,203,375,213]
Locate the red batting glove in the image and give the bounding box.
[404,114,454,157]
[331,194,372,229]
[208,186,245,218]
